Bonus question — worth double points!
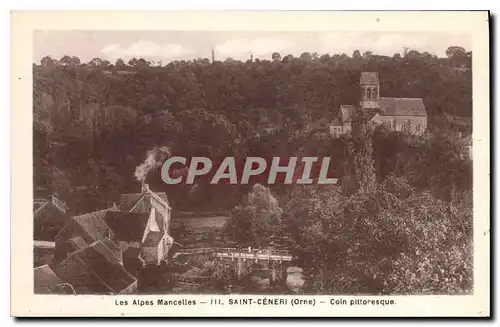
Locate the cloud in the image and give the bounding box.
[100,41,194,60]
[318,32,468,57]
[319,32,429,56]
[215,37,293,59]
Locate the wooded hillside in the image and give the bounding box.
[33,47,472,213]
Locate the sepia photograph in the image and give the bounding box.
[32,29,474,296]
[11,10,490,317]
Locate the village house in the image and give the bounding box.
[115,183,174,266]
[53,184,174,270]
[54,241,137,294]
[34,195,70,241]
[53,208,117,265]
[330,72,428,136]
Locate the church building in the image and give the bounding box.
[330,72,428,137]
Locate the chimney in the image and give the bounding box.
[142,183,150,194]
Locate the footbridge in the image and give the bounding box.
[173,247,293,263]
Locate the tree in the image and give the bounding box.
[352,50,362,60]
[319,54,331,62]
[40,56,55,68]
[272,52,281,62]
[299,52,312,61]
[128,57,138,67]
[115,58,126,68]
[135,58,151,69]
[406,50,421,58]
[60,55,72,66]
[282,54,294,62]
[363,51,373,58]
[88,57,103,67]
[70,56,81,66]
[445,46,467,58]
[351,122,377,194]
[225,184,283,246]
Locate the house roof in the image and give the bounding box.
[72,209,115,241]
[34,264,63,294]
[360,72,379,85]
[34,196,69,218]
[102,239,123,262]
[34,201,70,225]
[340,105,356,122]
[104,211,150,242]
[143,231,164,247]
[119,193,143,210]
[68,236,88,250]
[57,241,136,294]
[120,191,169,211]
[378,97,427,117]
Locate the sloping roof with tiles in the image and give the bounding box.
[72,209,115,241]
[104,211,150,242]
[55,241,136,294]
[378,97,427,117]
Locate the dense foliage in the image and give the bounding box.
[34,47,471,213]
[34,47,473,294]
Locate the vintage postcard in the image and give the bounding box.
[11,11,490,317]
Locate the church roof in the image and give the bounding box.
[340,105,356,122]
[379,97,427,117]
[360,72,379,85]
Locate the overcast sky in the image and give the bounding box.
[33,31,471,64]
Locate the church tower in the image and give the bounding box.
[360,72,380,110]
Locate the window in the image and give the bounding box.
[372,87,378,100]
[366,88,371,100]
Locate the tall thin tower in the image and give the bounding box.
[212,48,215,63]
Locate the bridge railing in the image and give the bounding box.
[176,247,292,257]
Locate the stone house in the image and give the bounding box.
[116,183,174,266]
[53,184,173,269]
[331,72,428,136]
[53,208,116,265]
